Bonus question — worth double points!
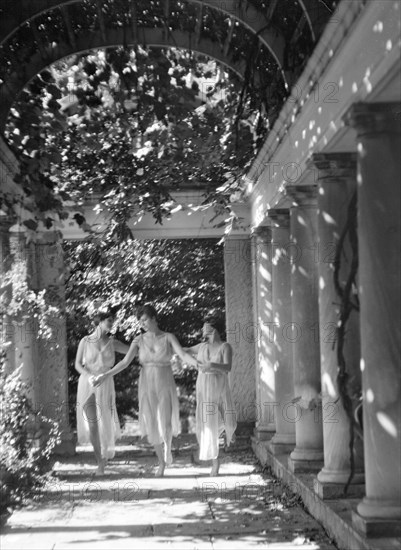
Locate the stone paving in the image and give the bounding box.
[1,434,339,549]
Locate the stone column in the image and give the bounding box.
[36,231,75,455]
[0,219,14,373]
[224,236,256,432]
[344,103,401,536]
[286,185,323,472]
[251,227,276,440]
[267,209,296,455]
[311,153,364,499]
[8,228,40,403]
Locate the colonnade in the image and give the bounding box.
[250,102,400,536]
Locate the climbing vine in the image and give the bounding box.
[333,189,361,494]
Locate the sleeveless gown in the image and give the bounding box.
[76,336,121,459]
[134,332,181,445]
[195,342,237,460]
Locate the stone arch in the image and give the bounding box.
[0,0,333,132]
[0,26,273,132]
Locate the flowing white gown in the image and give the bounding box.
[195,342,237,460]
[134,332,181,446]
[76,337,121,459]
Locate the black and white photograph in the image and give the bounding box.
[0,0,400,548]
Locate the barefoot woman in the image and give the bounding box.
[96,304,197,476]
[188,315,237,476]
[75,310,129,475]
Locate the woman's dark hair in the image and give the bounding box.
[92,309,114,326]
[137,304,158,321]
[203,313,225,336]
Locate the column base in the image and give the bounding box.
[54,429,77,457]
[352,511,401,538]
[253,426,275,441]
[357,497,401,520]
[317,467,365,485]
[269,433,296,455]
[288,448,323,473]
[314,478,365,500]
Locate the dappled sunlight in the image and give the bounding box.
[377,412,398,438]
[322,212,336,225]
[366,388,374,403]
[322,373,337,399]
[296,215,307,227]
[1,441,336,549]
[298,266,309,278]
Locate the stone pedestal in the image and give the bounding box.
[224,236,256,432]
[251,228,276,441]
[311,153,364,499]
[266,209,296,455]
[36,232,75,456]
[285,185,323,473]
[344,103,401,535]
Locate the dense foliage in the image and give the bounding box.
[3,46,271,240]
[0,258,61,523]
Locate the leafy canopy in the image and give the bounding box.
[5,46,272,240]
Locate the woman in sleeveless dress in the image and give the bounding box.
[75,310,129,475]
[95,304,198,477]
[187,315,237,476]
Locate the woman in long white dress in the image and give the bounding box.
[75,310,129,475]
[188,316,237,476]
[95,304,198,477]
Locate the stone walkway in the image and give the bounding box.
[1,434,338,549]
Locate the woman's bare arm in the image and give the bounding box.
[113,339,130,355]
[167,333,199,367]
[74,338,87,376]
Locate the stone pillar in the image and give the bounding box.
[311,153,364,499]
[344,103,401,536]
[0,219,14,373]
[36,232,75,455]
[8,228,40,403]
[286,185,323,472]
[224,236,256,432]
[267,209,296,455]
[251,227,276,440]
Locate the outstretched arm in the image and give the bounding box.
[168,333,199,368]
[93,339,139,387]
[114,339,130,355]
[74,338,87,376]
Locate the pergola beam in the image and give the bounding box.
[60,5,77,49]
[0,0,288,76]
[223,18,235,57]
[95,0,107,43]
[129,0,138,45]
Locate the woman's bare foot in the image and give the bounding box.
[95,458,106,476]
[164,447,173,466]
[155,461,166,477]
[210,458,220,476]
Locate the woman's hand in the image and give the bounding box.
[92,373,108,387]
[198,361,212,373]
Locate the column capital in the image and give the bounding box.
[267,208,290,227]
[309,153,357,181]
[285,185,317,206]
[251,225,271,242]
[343,102,401,135]
[0,217,13,233]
